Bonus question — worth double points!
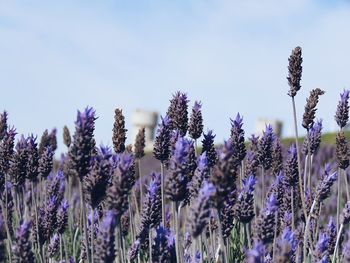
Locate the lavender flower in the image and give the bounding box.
[63,125,71,147]
[315,166,337,202]
[166,91,189,136]
[303,120,323,155]
[230,113,246,163]
[189,153,210,199]
[313,233,329,262]
[94,211,116,263]
[302,88,325,130]
[26,135,39,181]
[12,221,35,263]
[189,101,203,140]
[10,136,28,190]
[245,150,259,177]
[326,217,336,256]
[48,233,60,258]
[46,171,65,204]
[112,108,127,153]
[165,137,192,202]
[0,111,7,140]
[211,140,237,209]
[287,46,303,98]
[274,229,297,263]
[84,146,112,208]
[106,153,135,218]
[284,144,299,187]
[336,131,349,170]
[38,146,54,179]
[153,115,172,163]
[140,172,162,229]
[340,202,350,225]
[257,125,275,170]
[201,130,217,168]
[335,89,350,128]
[236,175,256,224]
[219,190,236,238]
[39,196,60,243]
[134,127,145,159]
[0,127,16,187]
[68,107,96,179]
[257,194,278,244]
[56,200,69,234]
[152,226,176,263]
[271,138,283,175]
[128,239,140,262]
[245,242,265,263]
[39,128,57,154]
[189,182,216,238]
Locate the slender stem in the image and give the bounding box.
[194,139,198,157]
[60,235,63,262]
[0,201,12,262]
[303,200,317,260]
[161,163,165,227]
[173,202,181,263]
[31,181,44,263]
[303,154,309,192]
[91,208,95,263]
[216,210,227,263]
[308,154,313,190]
[272,213,278,262]
[291,97,307,220]
[79,181,91,263]
[332,224,344,263]
[199,236,203,263]
[337,168,341,231]
[138,159,143,214]
[261,167,265,207]
[343,168,350,201]
[149,231,152,263]
[73,227,79,262]
[291,187,295,230]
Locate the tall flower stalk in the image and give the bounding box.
[287,46,307,219]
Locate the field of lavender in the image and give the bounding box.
[1,46,350,263]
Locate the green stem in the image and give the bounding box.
[161,163,165,227]
[79,181,91,263]
[292,97,307,220]
[303,200,317,261]
[332,224,344,263]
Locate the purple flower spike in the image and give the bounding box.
[335,89,350,128]
[12,221,35,263]
[287,46,303,98]
[0,111,8,140]
[230,113,246,164]
[189,101,203,140]
[257,125,275,170]
[68,107,96,179]
[285,144,299,187]
[94,211,116,263]
[201,130,217,168]
[245,242,265,263]
[166,91,189,136]
[313,233,329,262]
[153,115,172,163]
[237,175,256,224]
[257,194,278,244]
[315,166,337,203]
[189,182,216,238]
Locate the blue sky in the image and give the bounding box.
[1,0,350,152]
